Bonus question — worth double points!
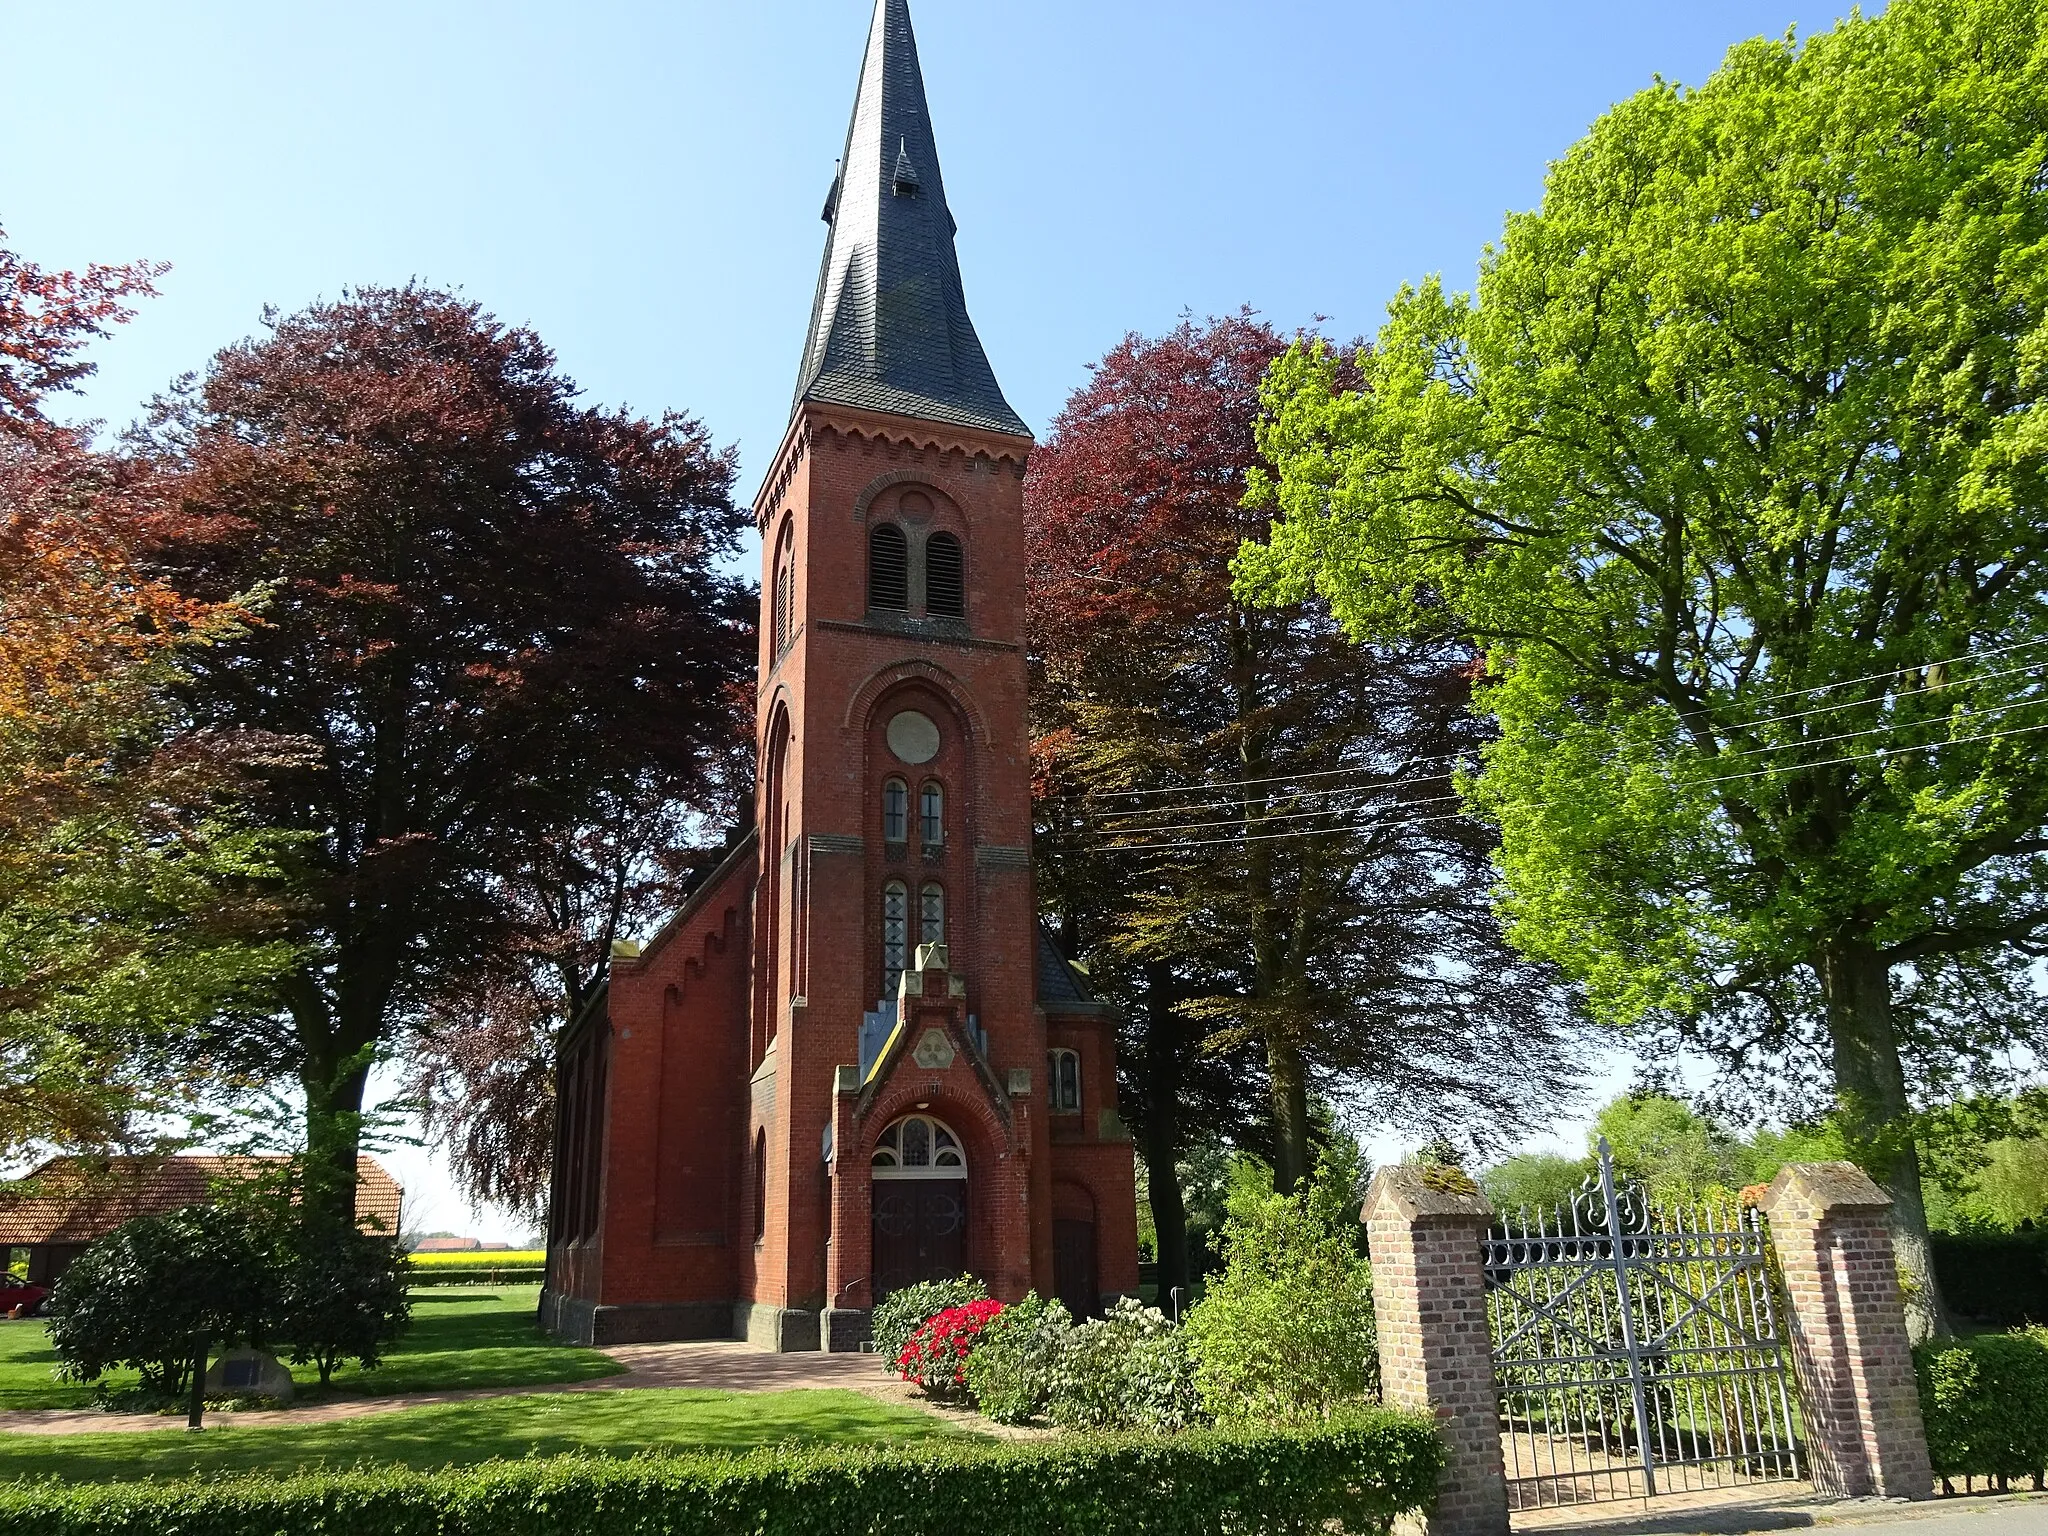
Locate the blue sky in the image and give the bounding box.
[6,0,1867,1237]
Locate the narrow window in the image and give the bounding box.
[869,523,909,610]
[925,536,962,618]
[771,522,796,658]
[882,881,909,997]
[926,531,964,617]
[753,1128,768,1241]
[918,781,943,846]
[1048,1048,1081,1112]
[883,778,909,843]
[919,882,944,946]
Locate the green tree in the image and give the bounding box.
[1480,1152,1588,1217]
[278,1225,410,1386]
[1594,1094,1755,1207]
[45,1205,280,1425]
[1243,0,2048,1335]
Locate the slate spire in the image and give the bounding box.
[793,0,1029,438]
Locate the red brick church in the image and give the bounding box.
[541,0,1139,1351]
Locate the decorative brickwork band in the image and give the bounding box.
[1363,1167,1509,1536]
[1759,1164,1932,1500]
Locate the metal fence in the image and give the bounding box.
[1483,1139,1805,1509]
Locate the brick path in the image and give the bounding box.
[0,1340,1039,1439]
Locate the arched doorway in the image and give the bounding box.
[871,1113,968,1295]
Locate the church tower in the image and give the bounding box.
[542,0,1137,1352]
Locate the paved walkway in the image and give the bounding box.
[1513,1490,2048,1536]
[0,1340,1036,1440]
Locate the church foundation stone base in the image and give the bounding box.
[736,1303,822,1352]
[541,1291,736,1347]
[822,1307,872,1353]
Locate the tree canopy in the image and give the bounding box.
[1242,0,2048,1333]
[1028,314,1584,1290]
[137,286,753,1225]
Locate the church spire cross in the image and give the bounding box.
[793,0,1030,438]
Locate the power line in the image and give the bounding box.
[1102,689,2046,837]
[1098,717,2048,855]
[1086,638,2048,807]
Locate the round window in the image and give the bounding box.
[886,710,940,764]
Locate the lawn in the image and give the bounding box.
[0,1386,965,1482]
[0,1286,619,1411]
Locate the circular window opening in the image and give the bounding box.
[887,710,940,764]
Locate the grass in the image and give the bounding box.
[0,1387,966,1483]
[0,1286,619,1411]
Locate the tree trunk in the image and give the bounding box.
[1268,1031,1311,1195]
[1818,934,1952,1340]
[185,1346,206,1431]
[1140,963,1191,1301]
[300,1023,375,1238]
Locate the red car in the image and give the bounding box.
[0,1283,49,1318]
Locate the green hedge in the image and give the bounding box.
[1931,1234,2048,1328]
[1915,1330,2048,1487]
[0,1413,1441,1536]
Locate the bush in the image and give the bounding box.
[0,1413,1444,1536]
[1049,1296,1204,1432]
[964,1291,1072,1424]
[280,1227,412,1385]
[46,1205,281,1401]
[1915,1329,2048,1487]
[870,1273,987,1366]
[898,1299,1004,1396]
[1183,1159,1377,1424]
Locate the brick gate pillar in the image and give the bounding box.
[1759,1163,1932,1500]
[1363,1166,1508,1536]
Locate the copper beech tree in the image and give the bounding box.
[140,286,753,1229]
[0,227,293,1159]
[1025,314,1583,1294]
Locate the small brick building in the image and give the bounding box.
[540,0,1139,1351]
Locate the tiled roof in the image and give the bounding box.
[1036,922,1096,1006]
[793,0,1031,440]
[0,1155,403,1245]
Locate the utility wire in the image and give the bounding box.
[1089,647,2048,819]
[1098,717,2048,854]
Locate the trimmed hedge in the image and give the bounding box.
[1931,1234,2048,1328]
[0,1413,1442,1536]
[1914,1329,2048,1488]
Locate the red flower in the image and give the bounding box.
[897,1299,1005,1390]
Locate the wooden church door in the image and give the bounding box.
[870,1114,969,1295]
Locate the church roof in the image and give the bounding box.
[793,0,1031,440]
[1036,922,1097,1006]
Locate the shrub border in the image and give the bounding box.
[0,1412,1442,1536]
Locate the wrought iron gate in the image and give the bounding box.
[1483,1138,1805,1509]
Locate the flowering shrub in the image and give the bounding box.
[963,1292,1072,1424]
[898,1298,1005,1395]
[870,1274,987,1366]
[1048,1297,1204,1431]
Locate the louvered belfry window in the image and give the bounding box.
[926,532,965,617]
[869,523,909,610]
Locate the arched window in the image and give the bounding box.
[753,1128,768,1241]
[926,531,965,617]
[869,523,909,611]
[882,881,909,997]
[871,1113,967,1175]
[882,778,909,843]
[1047,1048,1081,1113]
[770,521,796,659]
[918,781,943,846]
[919,882,944,946]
